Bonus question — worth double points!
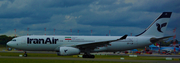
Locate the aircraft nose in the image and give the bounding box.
[7,41,12,46]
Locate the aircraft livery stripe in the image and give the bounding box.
[65,37,71,38]
[65,37,71,40]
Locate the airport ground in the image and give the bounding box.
[0,47,180,63]
[0,51,180,63]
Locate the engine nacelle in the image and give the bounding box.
[57,47,80,56]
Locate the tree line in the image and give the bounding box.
[0,35,15,46]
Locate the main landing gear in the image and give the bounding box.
[82,52,95,58]
[83,55,95,58]
[23,51,27,57]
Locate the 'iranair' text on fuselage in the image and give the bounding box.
[27,37,58,44]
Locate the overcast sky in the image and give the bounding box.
[0,0,179,40]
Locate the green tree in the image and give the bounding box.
[0,35,15,45]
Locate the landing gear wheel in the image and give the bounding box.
[23,51,27,57]
[90,55,95,58]
[23,54,27,57]
[83,51,95,58]
[83,55,95,58]
[56,52,60,56]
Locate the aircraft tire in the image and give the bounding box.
[90,55,95,58]
[23,54,27,57]
[57,52,60,56]
[83,55,95,58]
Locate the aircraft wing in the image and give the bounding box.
[71,35,127,49]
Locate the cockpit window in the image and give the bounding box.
[11,39,16,41]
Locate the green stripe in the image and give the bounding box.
[65,37,71,38]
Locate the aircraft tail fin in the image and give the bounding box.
[136,12,172,37]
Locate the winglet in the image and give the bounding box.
[119,35,128,40]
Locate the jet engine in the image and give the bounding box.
[57,47,80,56]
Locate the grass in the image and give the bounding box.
[0,52,72,57]
[0,45,8,51]
[0,52,179,63]
[0,52,134,63]
[0,52,178,61]
[0,58,129,63]
[95,55,167,60]
[0,45,179,62]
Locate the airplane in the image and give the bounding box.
[7,12,172,58]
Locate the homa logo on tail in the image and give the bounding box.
[156,22,167,33]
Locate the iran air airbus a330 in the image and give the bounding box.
[7,12,172,58]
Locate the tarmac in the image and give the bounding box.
[1,51,180,62]
[0,56,180,63]
[1,51,180,58]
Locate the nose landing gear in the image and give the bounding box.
[23,51,27,57]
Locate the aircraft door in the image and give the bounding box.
[133,38,138,47]
[21,37,27,46]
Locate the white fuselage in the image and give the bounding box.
[7,35,153,52]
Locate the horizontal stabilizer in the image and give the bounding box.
[150,36,173,43]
